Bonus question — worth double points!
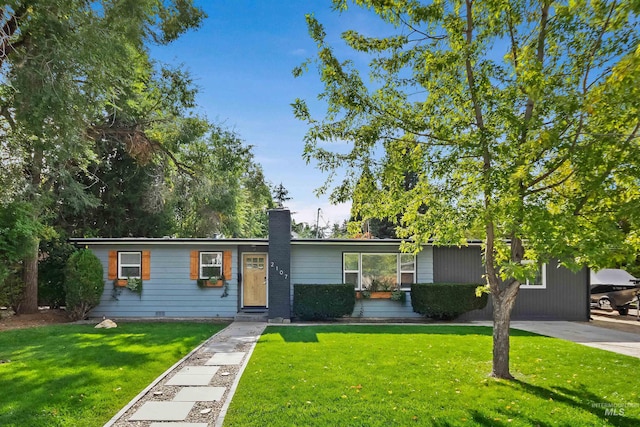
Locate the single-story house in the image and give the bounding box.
[71,209,590,321]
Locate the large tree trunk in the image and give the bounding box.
[19,238,40,314]
[18,147,44,314]
[491,288,519,379]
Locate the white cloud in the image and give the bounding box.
[289,48,307,56]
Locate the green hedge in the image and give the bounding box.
[411,283,488,320]
[293,284,355,320]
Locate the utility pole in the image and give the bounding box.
[316,208,321,238]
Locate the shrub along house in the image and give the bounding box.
[71,209,590,321]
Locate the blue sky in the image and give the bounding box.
[151,1,382,227]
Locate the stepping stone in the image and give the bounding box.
[164,365,219,386]
[203,342,237,352]
[173,386,226,402]
[176,366,220,375]
[129,401,194,421]
[150,424,208,427]
[205,352,245,365]
[166,373,214,386]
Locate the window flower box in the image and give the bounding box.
[356,291,392,299]
[197,278,225,288]
[356,290,406,302]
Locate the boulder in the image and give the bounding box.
[95,319,117,329]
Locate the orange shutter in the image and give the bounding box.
[223,251,232,280]
[141,251,151,280]
[108,251,117,280]
[190,251,199,280]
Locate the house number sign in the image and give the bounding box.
[270,261,288,280]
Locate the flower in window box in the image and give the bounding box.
[126,277,143,294]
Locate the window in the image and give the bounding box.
[520,261,546,289]
[118,252,141,279]
[200,252,222,279]
[343,253,416,291]
[343,253,359,287]
[108,250,150,283]
[190,250,232,281]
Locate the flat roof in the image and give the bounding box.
[69,237,484,247]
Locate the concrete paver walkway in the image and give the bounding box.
[105,321,266,427]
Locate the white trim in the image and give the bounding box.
[241,252,268,308]
[343,252,416,291]
[199,251,223,280]
[343,253,360,289]
[118,251,141,279]
[520,261,547,289]
[399,253,416,290]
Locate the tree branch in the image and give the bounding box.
[0,5,28,67]
[521,2,549,135]
[88,125,195,176]
[527,169,575,195]
[464,0,485,131]
[572,120,640,216]
[582,0,617,95]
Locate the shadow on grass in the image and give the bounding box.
[266,324,539,343]
[0,370,106,425]
[464,379,640,427]
[0,323,222,426]
[511,380,640,426]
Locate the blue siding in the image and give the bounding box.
[290,244,433,318]
[89,245,238,318]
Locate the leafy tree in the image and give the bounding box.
[273,182,292,208]
[57,142,177,238]
[294,0,640,378]
[172,125,274,237]
[0,202,48,311]
[38,238,77,308]
[0,0,205,313]
[329,220,350,238]
[292,219,329,239]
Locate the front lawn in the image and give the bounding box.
[225,325,640,426]
[0,322,226,427]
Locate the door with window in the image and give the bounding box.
[242,253,267,307]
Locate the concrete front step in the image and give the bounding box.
[234,312,267,322]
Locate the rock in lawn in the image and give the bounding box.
[95,319,117,329]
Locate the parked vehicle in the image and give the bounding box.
[590,269,640,315]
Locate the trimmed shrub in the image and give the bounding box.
[64,249,104,320]
[411,283,488,320]
[293,284,356,320]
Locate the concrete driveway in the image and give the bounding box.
[509,320,640,359]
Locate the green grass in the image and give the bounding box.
[0,322,227,427]
[225,325,640,426]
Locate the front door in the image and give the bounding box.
[242,253,267,307]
